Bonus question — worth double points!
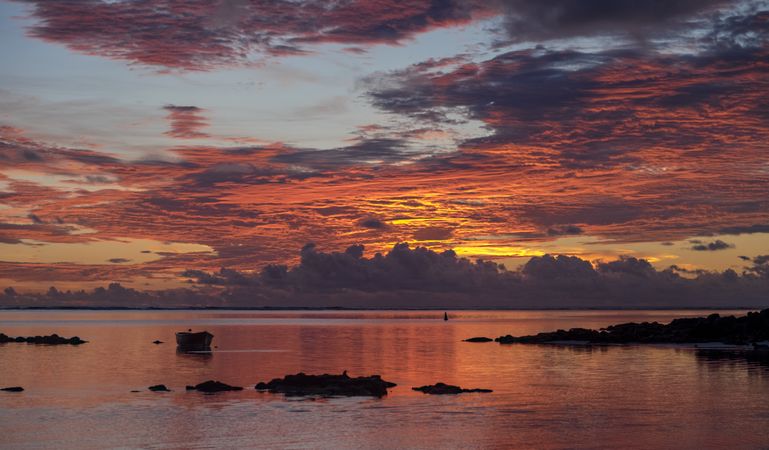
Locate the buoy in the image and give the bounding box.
[444,312,448,321]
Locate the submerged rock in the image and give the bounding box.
[186,380,243,392]
[0,333,86,345]
[412,383,492,394]
[1,386,24,392]
[495,309,769,345]
[255,371,396,397]
[149,384,170,392]
[463,337,493,342]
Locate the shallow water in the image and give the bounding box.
[1,309,769,449]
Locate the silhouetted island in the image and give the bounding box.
[412,383,492,394]
[186,380,243,392]
[255,372,396,397]
[0,333,86,345]
[494,309,769,345]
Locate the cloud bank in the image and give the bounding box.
[3,243,768,308]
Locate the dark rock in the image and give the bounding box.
[0,332,87,345]
[1,386,24,392]
[148,384,170,392]
[186,380,243,392]
[255,371,396,397]
[463,337,493,342]
[152,340,163,344]
[495,309,769,345]
[412,383,492,394]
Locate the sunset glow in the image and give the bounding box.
[0,0,767,304]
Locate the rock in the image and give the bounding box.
[1,386,24,392]
[412,382,492,394]
[0,333,87,345]
[185,380,243,392]
[463,337,493,342]
[255,372,396,397]
[495,309,769,345]
[148,384,170,392]
[152,340,163,344]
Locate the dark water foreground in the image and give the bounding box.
[2,309,769,449]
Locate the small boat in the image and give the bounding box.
[176,330,213,350]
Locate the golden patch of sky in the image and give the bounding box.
[0,238,214,265]
[456,233,767,272]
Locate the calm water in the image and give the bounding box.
[2,309,769,449]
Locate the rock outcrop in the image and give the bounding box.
[463,337,493,342]
[185,380,243,392]
[149,384,170,392]
[255,372,396,397]
[1,386,24,392]
[0,333,86,345]
[495,309,769,345]
[412,383,492,394]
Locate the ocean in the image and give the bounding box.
[1,309,768,449]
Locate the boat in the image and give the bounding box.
[176,330,213,350]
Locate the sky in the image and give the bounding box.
[1,0,768,306]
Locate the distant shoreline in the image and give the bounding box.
[0,306,761,311]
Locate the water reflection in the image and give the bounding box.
[696,349,769,371]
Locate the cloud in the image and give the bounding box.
[163,105,209,139]
[546,225,583,236]
[12,0,494,71]
[413,226,453,241]
[107,258,131,264]
[497,0,729,44]
[359,217,388,229]
[271,138,413,169]
[720,224,769,235]
[6,243,769,308]
[691,239,734,251]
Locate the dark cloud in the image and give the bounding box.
[12,0,751,72]
[368,39,769,169]
[521,254,596,280]
[9,243,768,308]
[359,217,388,229]
[107,258,131,264]
[163,105,209,139]
[498,0,729,43]
[271,138,412,169]
[12,0,492,71]
[691,239,734,251]
[720,224,769,235]
[596,256,657,278]
[546,225,583,236]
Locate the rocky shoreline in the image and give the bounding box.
[492,309,769,346]
[0,333,87,345]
